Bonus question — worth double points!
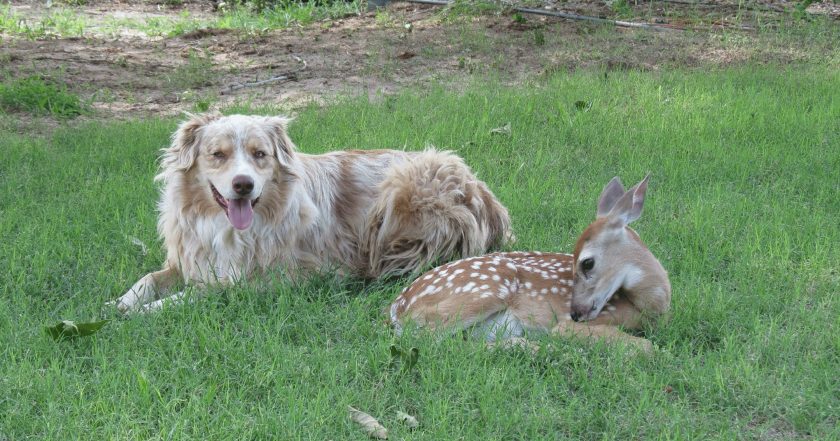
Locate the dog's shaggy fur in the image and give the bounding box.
[114,113,512,313]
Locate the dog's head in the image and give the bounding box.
[159,112,296,230]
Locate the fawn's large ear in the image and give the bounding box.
[161,112,222,173]
[597,176,626,217]
[607,174,650,226]
[263,115,296,165]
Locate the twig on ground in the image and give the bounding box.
[514,5,683,31]
[220,56,307,95]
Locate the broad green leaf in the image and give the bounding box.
[45,320,109,341]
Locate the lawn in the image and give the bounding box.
[0,65,838,439]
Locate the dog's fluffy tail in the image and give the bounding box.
[364,149,512,278]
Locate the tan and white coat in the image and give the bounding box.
[114,113,512,313]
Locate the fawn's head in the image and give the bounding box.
[570,175,670,322]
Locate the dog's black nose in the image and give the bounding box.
[232,175,254,196]
[570,311,581,322]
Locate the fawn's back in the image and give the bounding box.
[390,251,629,341]
[390,175,670,348]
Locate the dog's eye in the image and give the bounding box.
[254,151,267,159]
[580,258,595,274]
[212,151,225,159]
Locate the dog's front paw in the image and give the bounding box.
[114,297,135,315]
[102,299,123,314]
[113,276,157,314]
[105,298,136,315]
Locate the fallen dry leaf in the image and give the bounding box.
[396,411,419,429]
[127,235,148,256]
[396,51,416,60]
[348,406,388,439]
[490,122,512,136]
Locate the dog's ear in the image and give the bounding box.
[264,116,296,164]
[160,112,222,174]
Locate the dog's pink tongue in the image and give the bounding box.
[227,199,254,230]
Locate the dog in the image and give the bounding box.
[113,113,513,313]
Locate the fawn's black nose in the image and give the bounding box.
[232,175,254,196]
[570,311,581,322]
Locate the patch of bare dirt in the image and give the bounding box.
[1,0,836,120]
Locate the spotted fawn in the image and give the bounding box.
[389,175,671,352]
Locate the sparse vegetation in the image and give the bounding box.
[533,28,545,46]
[608,0,633,19]
[0,75,86,117]
[0,5,87,38]
[166,49,217,91]
[0,1,363,39]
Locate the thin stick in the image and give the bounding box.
[221,56,307,95]
[516,5,680,30]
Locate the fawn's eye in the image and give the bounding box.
[580,258,595,274]
[254,151,267,159]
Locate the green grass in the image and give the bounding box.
[214,1,361,33]
[165,49,217,92]
[0,5,87,38]
[1,65,838,439]
[0,75,86,118]
[0,2,362,39]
